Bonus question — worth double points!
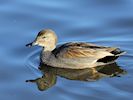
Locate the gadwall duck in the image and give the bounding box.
[26,29,125,69]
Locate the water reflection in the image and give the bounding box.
[26,63,126,91]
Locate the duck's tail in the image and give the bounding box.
[97,48,126,63]
[111,48,126,56]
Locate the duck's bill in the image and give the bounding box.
[26,42,36,47]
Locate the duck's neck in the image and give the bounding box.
[42,50,52,58]
[43,45,56,52]
[41,45,56,61]
[41,48,52,62]
[41,46,55,57]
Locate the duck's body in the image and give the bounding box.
[41,42,124,69]
[26,29,125,69]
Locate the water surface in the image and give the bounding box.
[0,0,133,100]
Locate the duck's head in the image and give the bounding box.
[26,29,57,51]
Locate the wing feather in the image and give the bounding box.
[53,42,116,59]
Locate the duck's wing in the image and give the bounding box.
[52,42,123,60]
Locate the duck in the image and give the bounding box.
[26,29,125,69]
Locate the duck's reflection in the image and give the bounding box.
[26,63,126,91]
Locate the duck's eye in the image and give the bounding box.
[42,36,46,38]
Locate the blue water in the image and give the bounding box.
[0,0,133,100]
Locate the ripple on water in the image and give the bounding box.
[55,79,132,100]
[25,48,41,77]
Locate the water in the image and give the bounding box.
[0,0,133,100]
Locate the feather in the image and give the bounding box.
[53,42,115,59]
